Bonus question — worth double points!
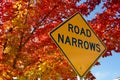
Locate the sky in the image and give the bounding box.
[91,51,120,80]
[82,1,120,80]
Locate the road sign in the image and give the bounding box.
[50,12,107,77]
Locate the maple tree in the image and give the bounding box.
[0,0,120,80]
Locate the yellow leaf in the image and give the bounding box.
[0,77,3,80]
[3,46,12,53]
[2,72,10,78]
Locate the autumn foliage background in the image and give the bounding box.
[0,0,120,80]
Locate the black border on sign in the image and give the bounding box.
[49,12,107,78]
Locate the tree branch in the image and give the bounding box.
[19,0,31,51]
[13,0,31,68]
[13,0,61,69]
[22,4,58,47]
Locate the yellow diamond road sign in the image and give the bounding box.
[50,12,107,77]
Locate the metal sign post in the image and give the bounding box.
[80,77,84,80]
[77,75,84,80]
